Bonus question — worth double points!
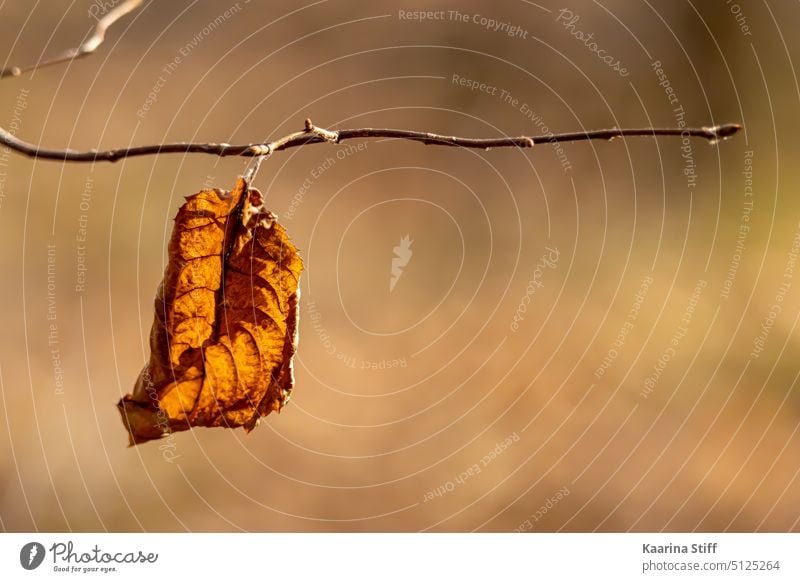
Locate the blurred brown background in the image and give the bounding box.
[0,0,798,532]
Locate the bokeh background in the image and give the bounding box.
[0,0,798,532]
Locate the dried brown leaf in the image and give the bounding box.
[118,177,303,445]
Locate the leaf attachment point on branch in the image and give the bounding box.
[118,177,303,445]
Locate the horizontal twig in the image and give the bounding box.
[0,0,142,79]
[0,120,743,163]
[0,4,742,164]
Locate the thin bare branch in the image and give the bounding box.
[0,0,142,79]
[0,119,743,163]
[0,5,742,164]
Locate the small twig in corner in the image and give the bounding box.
[0,0,142,79]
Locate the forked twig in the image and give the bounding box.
[0,120,743,163]
[0,2,742,163]
[0,0,142,79]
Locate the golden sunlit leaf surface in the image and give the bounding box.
[118,177,303,445]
